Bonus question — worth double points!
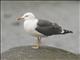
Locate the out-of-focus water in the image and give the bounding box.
[1,1,79,54]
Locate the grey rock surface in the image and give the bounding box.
[1,46,78,60]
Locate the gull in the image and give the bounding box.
[17,12,73,49]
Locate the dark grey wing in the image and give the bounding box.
[37,19,53,26]
[36,20,62,36]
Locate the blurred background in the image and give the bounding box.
[1,1,79,54]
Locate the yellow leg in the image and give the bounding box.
[32,36,41,49]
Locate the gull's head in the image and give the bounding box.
[17,12,35,21]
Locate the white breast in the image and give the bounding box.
[24,19,44,37]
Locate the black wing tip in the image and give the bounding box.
[62,29,73,34]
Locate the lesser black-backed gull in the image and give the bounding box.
[17,12,73,49]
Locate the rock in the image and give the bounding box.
[1,46,78,60]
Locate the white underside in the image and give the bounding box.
[24,19,45,37]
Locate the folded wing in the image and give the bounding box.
[36,20,62,36]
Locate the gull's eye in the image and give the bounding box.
[25,15,28,17]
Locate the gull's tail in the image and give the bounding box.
[61,29,73,34]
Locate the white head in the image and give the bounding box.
[17,12,35,20]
